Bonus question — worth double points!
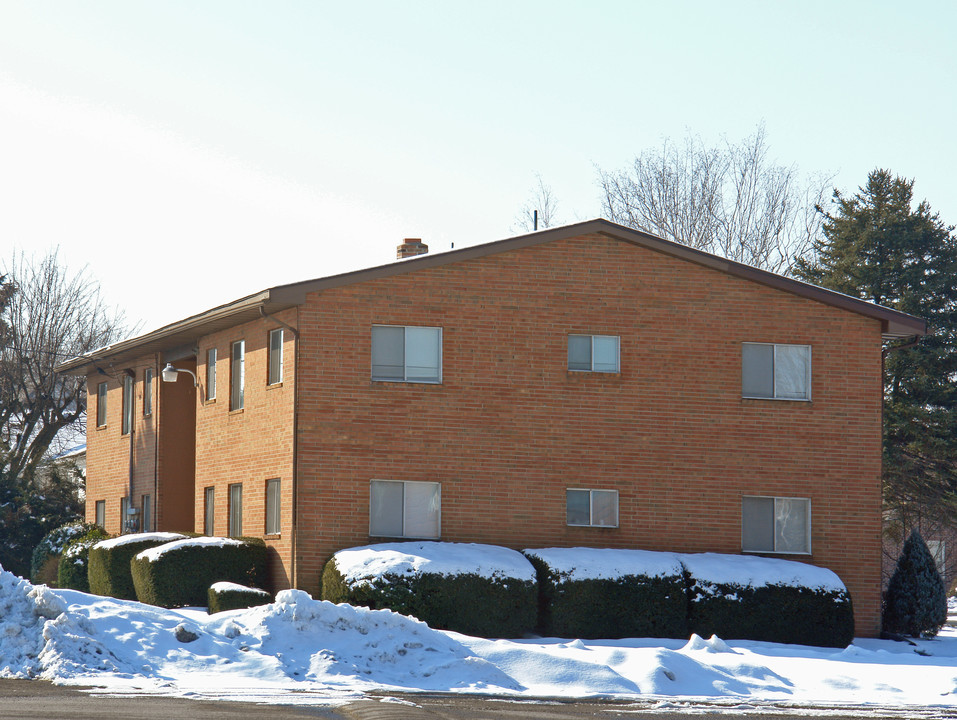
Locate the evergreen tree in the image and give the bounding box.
[883,530,947,637]
[794,170,957,543]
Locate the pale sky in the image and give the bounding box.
[1,1,954,334]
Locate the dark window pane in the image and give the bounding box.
[566,489,590,525]
[742,344,774,398]
[742,496,774,551]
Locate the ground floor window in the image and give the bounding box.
[204,487,215,536]
[95,500,105,529]
[370,480,440,538]
[265,478,281,535]
[228,483,243,537]
[120,496,130,533]
[141,494,152,533]
[742,495,811,554]
[566,488,619,527]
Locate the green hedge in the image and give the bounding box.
[131,536,267,608]
[524,550,687,639]
[88,533,187,600]
[322,544,537,638]
[208,582,271,614]
[56,526,111,592]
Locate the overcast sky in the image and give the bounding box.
[1,1,954,334]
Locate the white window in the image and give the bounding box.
[265,478,281,535]
[742,343,811,400]
[204,487,215,536]
[268,329,283,385]
[122,374,134,435]
[370,480,440,538]
[206,348,217,401]
[568,334,620,373]
[230,341,245,410]
[95,500,106,529]
[371,325,442,383]
[96,382,108,427]
[742,496,811,554]
[143,368,153,417]
[566,488,619,527]
[228,483,243,537]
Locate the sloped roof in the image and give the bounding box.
[56,219,926,375]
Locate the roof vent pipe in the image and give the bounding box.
[397,238,428,259]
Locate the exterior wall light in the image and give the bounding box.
[161,363,205,404]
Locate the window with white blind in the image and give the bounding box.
[230,341,245,410]
[265,478,281,535]
[568,335,620,373]
[742,495,811,554]
[371,325,442,383]
[566,488,619,527]
[742,343,811,400]
[370,480,440,538]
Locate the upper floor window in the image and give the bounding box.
[143,368,153,417]
[268,329,284,385]
[96,382,108,427]
[568,334,620,373]
[742,343,811,401]
[207,349,217,401]
[122,374,134,435]
[230,341,245,410]
[566,488,619,527]
[370,479,440,538]
[371,325,442,383]
[742,495,811,554]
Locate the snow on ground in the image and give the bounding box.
[3,564,957,712]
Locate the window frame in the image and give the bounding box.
[371,325,442,384]
[96,382,108,428]
[230,340,245,411]
[228,483,243,537]
[121,374,134,435]
[568,334,620,373]
[369,479,441,539]
[741,342,812,401]
[120,496,130,533]
[143,368,153,417]
[741,495,812,555]
[204,486,215,536]
[268,329,284,385]
[565,488,620,527]
[265,478,281,535]
[95,500,106,529]
[141,494,152,533]
[206,348,218,401]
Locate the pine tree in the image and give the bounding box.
[794,170,957,545]
[883,530,947,637]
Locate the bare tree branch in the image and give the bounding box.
[514,174,560,232]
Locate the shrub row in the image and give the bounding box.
[322,543,854,647]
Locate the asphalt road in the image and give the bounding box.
[3,679,957,719]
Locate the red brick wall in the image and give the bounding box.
[194,310,297,592]
[294,233,884,636]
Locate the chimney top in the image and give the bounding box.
[396,238,428,259]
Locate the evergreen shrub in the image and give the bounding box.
[524,549,687,639]
[130,536,267,608]
[56,525,111,592]
[322,543,537,638]
[684,554,854,648]
[30,521,102,585]
[883,530,947,638]
[88,532,187,600]
[208,582,272,614]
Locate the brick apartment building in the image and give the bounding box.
[57,219,926,636]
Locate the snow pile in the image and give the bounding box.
[333,542,536,585]
[524,547,684,582]
[136,536,245,563]
[0,566,65,677]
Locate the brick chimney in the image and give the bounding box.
[396,238,428,259]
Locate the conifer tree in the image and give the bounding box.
[883,530,947,637]
[794,170,957,547]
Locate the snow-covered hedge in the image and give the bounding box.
[683,553,854,647]
[56,524,111,592]
[524,548,688,639]
[30,521,103,585]
[207,581,271,614]
[130,536,267,608]
[322,542,538,638]
[88,532,188,600]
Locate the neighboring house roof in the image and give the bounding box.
[55,219,927,375]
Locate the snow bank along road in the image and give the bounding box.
[3,567,957,714]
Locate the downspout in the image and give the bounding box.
[260,305,300,588]
[153,353,160,533]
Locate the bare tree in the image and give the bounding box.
[514,173,560,232]
[598,126,830,274]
